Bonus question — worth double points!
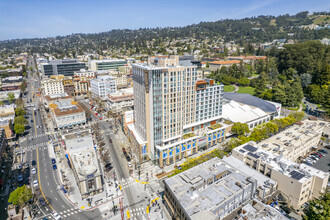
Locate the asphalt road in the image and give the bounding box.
[81,101,151,220]
[23,57,102,220]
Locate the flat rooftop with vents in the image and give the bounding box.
[163,157,257,220]
[232,141,329,209]
[258,119,326,162]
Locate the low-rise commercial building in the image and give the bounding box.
[164,157,257,220]
[109,71,128,88]
[0,90,20,102]
[42,78,65,95]
[49,99,86,130]
[89,59,127,71]
[237,199,289,220]
[44,93,72,108]
[222,156,277,201]
[73,76,90,97]
[0,104,15,138]
[257,120,325,162]
[1,76,23,84]
[209,60,241,71]
[123,110,134,134]
[227,56,267,64]
[41,59,86,76]
[222,94,281,129]
[63,130,103,198]
[62,76,75,96]
[90,75,117,100]
[232,142,329,209]
[107,88,134,113]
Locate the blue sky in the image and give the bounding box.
[0,0,329,40]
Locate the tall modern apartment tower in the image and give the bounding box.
[130,56,228,167]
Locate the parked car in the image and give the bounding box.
[51,159,56,164]
[52,164,57,170]
[33,180,38,187]
[17,174,24,182]
[39,198,46,206]
[32,160,36,166]
[31,168,37,175]
[51,211,62,220]
[319,149,328,154]
[128,162,132,168]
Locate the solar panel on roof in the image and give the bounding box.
[289,170,305,180]
[239,149,246,153]
[243,144,257,152]
[247,152,260,159]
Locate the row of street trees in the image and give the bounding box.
[14,107,27,135]
[225,111,305,152]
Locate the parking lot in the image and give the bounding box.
[311,147,330,173]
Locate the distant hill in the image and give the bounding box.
[0,11,329,56]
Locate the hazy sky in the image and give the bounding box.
[0,0,329,40]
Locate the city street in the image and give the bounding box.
[22,57,103,219]
[80,101,156,220]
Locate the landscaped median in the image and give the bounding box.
[168,149,227,177]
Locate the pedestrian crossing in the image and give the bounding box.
[43,208,82,219]
[121,179,138,189]
[25,143,48,151]
[28,133,47,139]
[128,207,145,218]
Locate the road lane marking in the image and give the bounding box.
[36,147,54,211]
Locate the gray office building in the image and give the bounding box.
[41,59,86,76]
[163,157,257,220]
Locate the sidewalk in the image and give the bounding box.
[135,141,226,183]
[50,136,124,215]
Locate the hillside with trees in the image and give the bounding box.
[0,11,329,57]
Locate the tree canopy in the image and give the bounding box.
[231,122,250,136]
[8,185,33,206]
[303,193,330,220]
[15,107,26,117]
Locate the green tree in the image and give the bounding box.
[249,128,267,142]
[300,73,312,88]
[261,89,273,100]
[231,122,250,136]
[289,111,305,122]
[7,92,15,103]
[254,72,268,97]
[15,97,24,108]
[237,78,250,86]
[15,107,26,116]
[264,122,279,136]
[220,66,228,75]
[272,81,287,104]
[8,185,33,206]
[14,124,25,135]
[20,80,26,93]
[303,193,330,220]
[14,116,28,125]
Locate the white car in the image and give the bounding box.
[33,180,38,187]
[128,162,132,168]
[51,211,62,220]
[31,168,37,175]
